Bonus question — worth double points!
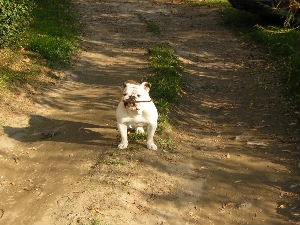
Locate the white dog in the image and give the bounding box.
[116,80,158,150]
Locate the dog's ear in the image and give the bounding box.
[141,82,151,92]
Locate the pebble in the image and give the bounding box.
[238,202,252,209]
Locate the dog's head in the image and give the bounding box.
[122,80,152,111]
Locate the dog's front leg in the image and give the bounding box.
[147,122,157,150]
[118,123,128,149]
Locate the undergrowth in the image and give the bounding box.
[221,8,300,106]
[0,0,34,48]
[138,14,161,35]
[148,43,183,133]
[28,0,80,66]
[186,0,230,7]
[0,49,40,88]
[0,0,79,88]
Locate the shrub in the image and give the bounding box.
[149,44,183,103]
[147,44,183,132]
[27,0,79,65]
[0,0,34,47]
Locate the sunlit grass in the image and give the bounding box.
[27,0,80,66]
[0,0,79,89]
[0,49,40,88]
[148,43,183,132]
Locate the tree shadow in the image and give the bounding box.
[3,114,116,146]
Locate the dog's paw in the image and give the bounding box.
[147,142,157,150]
[118,142,128,150]
[136,127,145,134]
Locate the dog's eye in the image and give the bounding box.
[137,94,141,97]
[123,93,127,96]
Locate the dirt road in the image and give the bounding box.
[0,0,299,224]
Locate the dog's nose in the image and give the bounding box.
[128,95,136,101]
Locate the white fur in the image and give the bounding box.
[116,81,158,150]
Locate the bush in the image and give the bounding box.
[149,44,183,103]
[27,0,79,65]
[147,44,183,132]
[0,0,34,47]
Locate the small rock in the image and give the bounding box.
[238,202,252,209]
[226,153,230,159]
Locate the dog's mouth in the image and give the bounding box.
[123,99,152,111]
[124,101,138,111]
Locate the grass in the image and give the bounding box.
[221,8,300,105]
[186,0,230,7]
[138,14,161,35]
[0,49,40,88]
[105,157,125,166]
[128,132,147,141]
[0,0,79,88]
[27,0,79,66]
[138,13,183,142]
[149,44,182,102]
[148,43,183,132]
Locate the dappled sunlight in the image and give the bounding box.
[0,0,299,224]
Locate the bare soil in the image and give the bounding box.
[0,0,299,225]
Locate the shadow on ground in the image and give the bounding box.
[3,115,115,146]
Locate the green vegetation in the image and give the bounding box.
[105,157,125,166]
[0,49,40,88]
[128,132,147,141]
[186,0,230,7]
[28,0,79,65]
[148,43,183,131]
[149,44,182,102]
[138,15,160,35]
[221,7,300,105]
[0,0,79,88]
[0,0,34,48]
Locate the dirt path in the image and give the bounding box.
[0,0,299,224]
